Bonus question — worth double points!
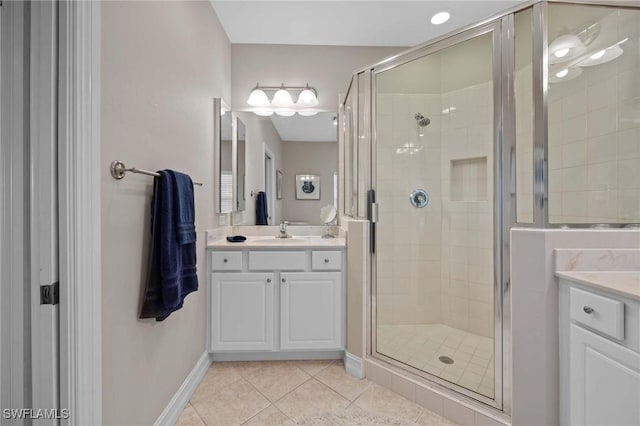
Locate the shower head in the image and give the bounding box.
[414,113,431,127]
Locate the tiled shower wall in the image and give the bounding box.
[547,10,640,224]
[376,93,443,326]
[440,82,494,338]
[376,88,494,338]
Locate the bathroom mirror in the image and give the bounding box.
[235,117,246,212]
[214,98,233,214]
[232,112,339,226]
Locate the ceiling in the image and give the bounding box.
[210,0,525,47]
[270,113,337,142]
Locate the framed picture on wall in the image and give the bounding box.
[276,170,283,200]
[295,174,320,200]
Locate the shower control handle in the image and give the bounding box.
[409,189,429,208]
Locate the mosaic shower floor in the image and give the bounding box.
[377,323,495,398]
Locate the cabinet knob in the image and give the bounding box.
[583,306,594,314]
[324,258,330,263]
[281,278,286,283]
[266,278,271,283]
[223,258,228,263]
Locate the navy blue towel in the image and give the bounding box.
[256,191,268,225]
[140,170,198,321]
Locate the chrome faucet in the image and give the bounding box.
[277,221,291,238]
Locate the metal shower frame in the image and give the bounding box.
[342,0,640,415]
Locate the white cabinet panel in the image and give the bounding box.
[211,251,243,271]
[311,251,342,271]
[570,286,625,341]
[280,272,343,350]
[211,273,274,351]
[249,251,306,271]
[569,324,640,426]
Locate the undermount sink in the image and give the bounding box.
[254,237,309,244]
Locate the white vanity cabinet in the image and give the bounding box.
[210,272,274,351]
[208,247,345,358]
[280,272,342,350]
[559,278,640,426]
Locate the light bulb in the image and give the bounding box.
[275,110,295,117]
[553,47,570,58]
[247,85,270,107]
[430,11,450,25]
[590,49,606,60]
[297,84,319,107]
[253,110,273,117]
[297,111,318,117]
[555,69,569,78]
[272,85,294,108]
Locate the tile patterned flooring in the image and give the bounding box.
[176,360,458,425]
[377,324,495,398]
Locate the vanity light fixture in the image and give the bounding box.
[272,84,295,108]
[549,66,582,83]
[247,84,270,107]
[548,34,586,64]
[247,83,319,116]
[578,44,623,67]
[430,11,450,25]
[297,84,319,107]
[298,111,318,117]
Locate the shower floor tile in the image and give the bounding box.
[377,323,495,398]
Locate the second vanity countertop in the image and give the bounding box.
[207,235,346,249]
[556,271,640,301]
[555,248,640,301]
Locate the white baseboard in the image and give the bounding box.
[344,351,364,379]
[154,352,212,426]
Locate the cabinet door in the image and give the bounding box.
[569,324,640,426]
[211,273,274,351]
[280,272,343,350]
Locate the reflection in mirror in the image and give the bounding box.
[219,102,233,213]
[236,118,246,212]
[232,112,338,226]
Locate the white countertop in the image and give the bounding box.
[207,235,346,249]
[556,271,640,301]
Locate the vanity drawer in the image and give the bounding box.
[570,287,625,341]
[311,251,342,271]
[211,251,243,271]
[249,251,306,271]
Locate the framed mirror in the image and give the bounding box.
[235,117,246,212]
[214,98,233,214]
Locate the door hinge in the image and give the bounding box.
[40,282,59,305]
[370,202,379,223]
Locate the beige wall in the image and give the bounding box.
[232,112,284,226]
[282,141,338,224]
[344,218,369,358]
[101,2,230,424]
[231,44,403,112]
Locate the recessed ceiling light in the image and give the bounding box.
[431,11,450,25]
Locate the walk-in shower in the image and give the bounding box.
[341,0,640,414]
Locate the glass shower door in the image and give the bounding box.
[372,26,500,404]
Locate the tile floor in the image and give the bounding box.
[377,324,494,398]
[176,359,458,426]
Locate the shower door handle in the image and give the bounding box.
[367,189,376,254]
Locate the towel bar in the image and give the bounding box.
[110,160,203,186]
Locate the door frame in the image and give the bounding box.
[57,1,102,425]
[367,19,508,411]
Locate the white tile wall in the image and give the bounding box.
[548,10,640,224]
[376,86,495,339]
